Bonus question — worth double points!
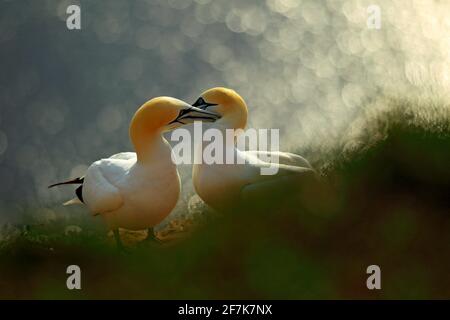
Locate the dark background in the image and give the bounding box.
[0,0,449,299]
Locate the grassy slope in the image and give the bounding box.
[0,95,449,299]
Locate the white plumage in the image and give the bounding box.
[50,96,220,245]
[191,88,316,210]
[83,147,180,231]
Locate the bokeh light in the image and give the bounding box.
[0,0,449,226]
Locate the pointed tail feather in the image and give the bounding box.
[48,177,84,188]
[63,197,83,206]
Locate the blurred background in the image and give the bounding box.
[0,0,449,299]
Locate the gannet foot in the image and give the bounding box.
[113,229,129,253]
[145,227,163,244]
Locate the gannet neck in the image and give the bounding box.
[129,107,168,163]
[131,128,169,163]
[201,123,237,150]
[215,115,246,130]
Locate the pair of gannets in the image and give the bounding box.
[50,88,314,246]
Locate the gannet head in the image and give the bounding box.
[130,97,220,159]
[193,87,248,130]
[130,96,221,136]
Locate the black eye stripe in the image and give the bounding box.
[178,108,192,117]
[168,107,192,125]
[192,97,218,109]
[192,97,205,107]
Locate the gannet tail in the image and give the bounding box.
[48,176,84,188]
[63,198,83,206]
[48,177,85,204]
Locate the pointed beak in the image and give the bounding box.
[169,106,221,125]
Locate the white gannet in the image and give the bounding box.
[191,87,316,210]
[49,97,220,247]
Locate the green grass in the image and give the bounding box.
[1,95,449,299]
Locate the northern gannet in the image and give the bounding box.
[191,87,316,210]
[49,97,220,247]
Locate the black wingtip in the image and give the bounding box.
[48,177,84,189]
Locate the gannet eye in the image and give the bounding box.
[192,97,218,109]
[192,97,206,107]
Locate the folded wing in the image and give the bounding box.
[83,161,124,215]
